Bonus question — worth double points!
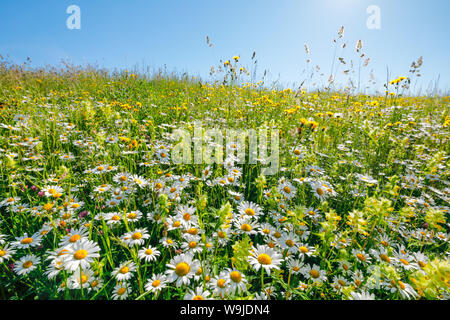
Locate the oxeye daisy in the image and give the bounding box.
[89,278,103,292]
[356,173,378,185]
[383,279,419,299]
[393,250,417,271]
[105,198,121,208]
[147,208,164,224]
[248,244,283,275]
[0,244,15,263]
[122,228,149,247]
[181,234,203,254]
[112,282,130,300]
[0,196,21,207]
[337,260,353,274]
[93,184,110,193]
[164,183,183,201]
[304,207,321,222]
[184,286,211,300]
[301,264,327,283]
[332,276,349,292]
[113,261,137,281]
[59,227,89,247]
[203,238,215,252]
[13,232,42,249]
[68,268,94,290]
[14,254,40,275]
[63,239,101,271]
[45,257,65,279]
[165,253,199,287]
[138,245,161,263]
[104,212,123,225]
[258,223,275,237]
[213,229,230,246]
[296,243,316,258]
[201,166,212,180]
[210,271,230,298]
[278,232,299,254]
[297,225,310,241]
[351,270,365,288]
[173,174,191,187]
[223,268,248,295]
[228,190,244,204]
[253,291,269,300]
[291,145,306,159]
[166,216,183,231]
[237,201,263,219]
[145,273,167,293]
[278,181,297,200]
[130,174,148,188]
[43,185,64,198]
[160,237,177,249]
[305,165,325,176]
[234,218,259,236]
[411,252,428,269]
[150,179,166,194]
[310,181,328,201]
[156,147,170,163]
[193,264,206,282]
[352,249,372,264]
[349,291,375,300]
[124,210,143,222]
[175,205,197,228]
[370,248,393,264]
[286,258,303,274]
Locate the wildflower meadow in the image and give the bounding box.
[0,3,449,302]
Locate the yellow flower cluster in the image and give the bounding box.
[389,76,408,85]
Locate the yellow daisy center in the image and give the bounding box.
[173,221,181,227]
[132,232,142,240]
[217,279,226,288]
[230,271,242,283]
[310,269,320,278]
[299,246,309,253]
[175,262,190,277]
[128,212,137,219]
[120,266,129,274]
[69,234,81,243]
[74,249,88,260]
[188,241,197,248]
[152,280,161,287]
[21,237,33,245]
[356,253,366,262]
[245,208,255,216]
[257,253,272,265]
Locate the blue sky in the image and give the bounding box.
[1,0,449,94]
